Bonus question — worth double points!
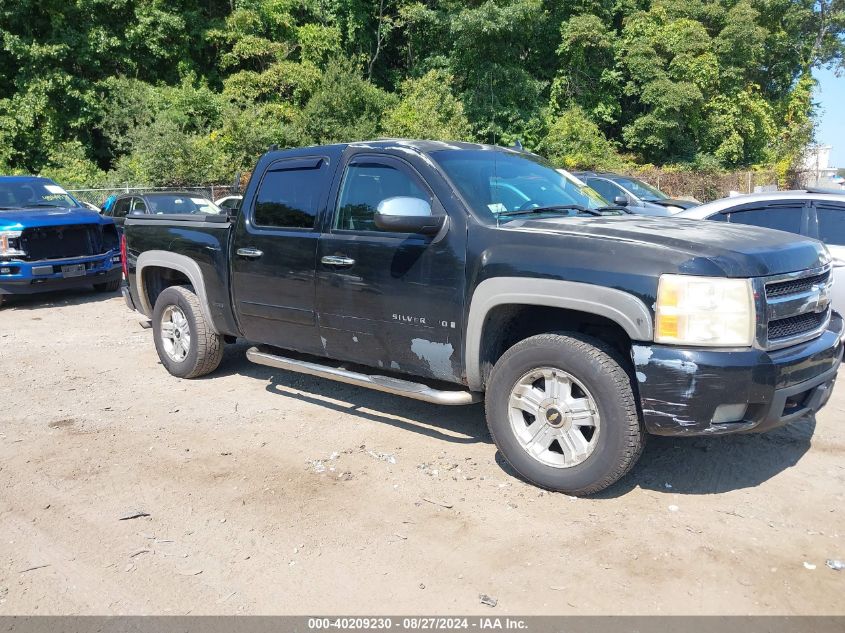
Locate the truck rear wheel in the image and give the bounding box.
[152,286,224,378]
[485,333,643,496]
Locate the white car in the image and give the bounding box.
[677,189,845,314]
[214,195,242,211]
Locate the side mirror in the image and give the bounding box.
[374,197,446,235]
[613,195,629,207]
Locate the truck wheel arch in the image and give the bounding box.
[136,251,219,334]
[465,277,654,391]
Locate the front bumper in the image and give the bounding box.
[0,252,121,295]
[634,312,844,436]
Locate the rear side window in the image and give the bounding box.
[816,205,845,246]
[254,164,324,229]
[728,205,804,235]
[113,198,131,218]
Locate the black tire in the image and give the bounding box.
[485,333,644,496]
[0,294,5,309]
[93,278,120,292]
[152,285,224,378]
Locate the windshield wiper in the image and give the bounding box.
[498,204,604,218]
[22,203,63,208]
[596,205,631,214]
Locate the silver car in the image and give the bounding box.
[677,189,845,313]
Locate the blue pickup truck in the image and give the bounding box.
[0,176,122,308]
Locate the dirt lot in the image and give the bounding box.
[0,288,843,615]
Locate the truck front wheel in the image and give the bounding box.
[485,333,644,496]
[152,286,224,379]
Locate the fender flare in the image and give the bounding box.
[464,277,654,390]
[136,250,219,334]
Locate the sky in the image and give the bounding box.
[814,67,844,167]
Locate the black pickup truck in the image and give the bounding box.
[123,140,843,495]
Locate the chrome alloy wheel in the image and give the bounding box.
[508,367,601,468]
[160,305,192,363]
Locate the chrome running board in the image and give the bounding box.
[246,347,481,406]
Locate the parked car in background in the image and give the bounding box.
[102,192,222,229]
[677,189,845,314]
[0,176,121,307]
[215,195,242,212]
[574,172,698,215]
[121,140,841,496]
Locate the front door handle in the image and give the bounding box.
[236,247,263,259]
[321,255,356,267]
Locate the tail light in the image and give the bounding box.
[120,233,128,279]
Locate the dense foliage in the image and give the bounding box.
[0,0,842,186]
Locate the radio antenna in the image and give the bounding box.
[490,70,500,227]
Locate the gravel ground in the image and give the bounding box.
[0,288,843,615]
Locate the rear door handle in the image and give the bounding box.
[321,255,356,267]
[236,247,263,259]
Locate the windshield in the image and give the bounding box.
[431,149,609,222]
[0,180,80,210]
[144,195,222,215]
[612,176,667,201]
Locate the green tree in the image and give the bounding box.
[540,106,626,170]
[382,70,471,140]
[293,59,394,145]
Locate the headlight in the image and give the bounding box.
[0,230,26,258]
[655,274,755,346]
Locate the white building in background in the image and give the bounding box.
[802,144,843,188]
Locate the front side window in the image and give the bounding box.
[587,178,623,202]
[816,205,845,246]
[131,198,147,214]
[611,177,667,201]
[334,162,430,232]
[254,166,323,229]
[728,205,804,235]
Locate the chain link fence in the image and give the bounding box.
[67,185,238,208]
[619,168,838,203]
[621,169,780,203]
[68,170,841,210]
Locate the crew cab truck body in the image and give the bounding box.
[123,140,843,494]
[0,176,121,307]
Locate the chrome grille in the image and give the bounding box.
[759,265,833,350]
[766,271,830,298]
[768,311,828,340]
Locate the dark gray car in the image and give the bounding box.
[102,192,222,229]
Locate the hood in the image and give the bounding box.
[0,206,112,231]
[510,214,829,278]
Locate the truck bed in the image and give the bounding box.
[124,213,237,335]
